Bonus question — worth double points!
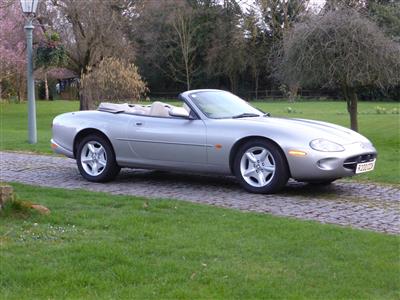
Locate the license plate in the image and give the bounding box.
[356,159,376,174]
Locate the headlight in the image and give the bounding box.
[310,139,344,152]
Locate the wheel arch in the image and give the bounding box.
[73,128,115,159]
[229,136,291,177]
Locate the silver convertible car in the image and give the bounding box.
[51,89,377,193]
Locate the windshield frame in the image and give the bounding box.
[187,90,263,120]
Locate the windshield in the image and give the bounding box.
[189,91,263,119]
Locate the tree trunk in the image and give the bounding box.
[229,74,237,94]
[186,68,190,90]
[44,72,49,100]
[17,75,22,103]
[254,72,259,100]
[78,77,89,110]
[343,85,358,132]
[289,82,299,103]
[79,92,89,110]
[79,83,89,110]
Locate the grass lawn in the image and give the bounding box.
[0,183,399,299]
[0,100,399,183]
[0,100,78,153]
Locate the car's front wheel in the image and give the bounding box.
[234,139,289,194]
[76,134,120,182]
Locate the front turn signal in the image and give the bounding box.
[288,150,307,157]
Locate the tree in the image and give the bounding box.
[0,0,27,100]
[279,8,400,131]
[367,1,400,100]
[368,1,400,41]
[323,0,399,39]
[256,0,310,41]
[167,6,199,90]
[131,0,313,95]
[255,0,310,98]
[323,0,367,10]
[243,10,269,99]
[35,31,67,100]
[206,0,247,93]
[131,0,201,91]
[41,0,135,109]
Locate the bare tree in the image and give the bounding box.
[279,8,400,131]
[166,5,200,90]
[41,0,135,109]
[133,0,200,90]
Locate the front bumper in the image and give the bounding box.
[51,139,74,158]
[287,142,377,181]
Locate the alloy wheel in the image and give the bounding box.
[239,146,276,187]
[80,141,107,176]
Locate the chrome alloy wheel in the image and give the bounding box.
[80,141,107,176]
[240,146,276,187]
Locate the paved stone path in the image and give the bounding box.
[1,151,399,234]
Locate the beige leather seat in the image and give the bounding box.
[170,107,189,117]
[128,105,150,115]
[183,103,190,113]
[149,101,170,117]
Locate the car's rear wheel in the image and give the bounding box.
[76,134,120,182]
[234,139,289,194]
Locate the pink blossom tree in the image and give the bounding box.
[0,0,27,100]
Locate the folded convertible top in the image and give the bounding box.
[98,102,131,113]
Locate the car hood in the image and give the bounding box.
[240,116,371,145]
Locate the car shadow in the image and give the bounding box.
[115,169,339,197]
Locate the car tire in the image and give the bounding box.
[234,139,289,194]
[76,134,120,182]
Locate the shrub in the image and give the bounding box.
[81,57,148,108]
[286,107,296,113]
[375,106,387,114]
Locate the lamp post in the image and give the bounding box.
[20,0,39,144]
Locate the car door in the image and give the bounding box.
[125,114,207,165]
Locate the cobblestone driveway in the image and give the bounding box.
[1,151,399,234]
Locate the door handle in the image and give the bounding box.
[135,122,143,126]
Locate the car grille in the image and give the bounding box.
[343,153,377,171]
